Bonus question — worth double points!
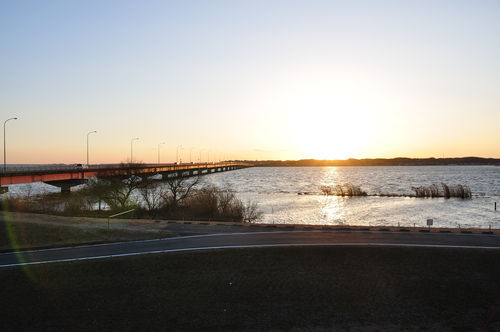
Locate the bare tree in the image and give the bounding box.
[137,177,167,211]
[94,163,144,210]
[162,174,202,210]
[243,201,263,223]
[83,178,113,211]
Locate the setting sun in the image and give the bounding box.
[289,91,376,160]
[1,2,500,331]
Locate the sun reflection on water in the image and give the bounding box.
[320,167,340,187]
[318,167,346,224]
[318,195,346,224]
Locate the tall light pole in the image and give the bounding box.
[189,148,195,163]
[199,149,204,163]
[176,145,182,164]
[130,137,139,163]
[86,131,97,166]
[158,142,165,164]
[3,117,18,174]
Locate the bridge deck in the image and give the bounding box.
[0,162,251,186]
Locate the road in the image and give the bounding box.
[1,230,500,267]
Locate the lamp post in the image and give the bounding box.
[158,142,165,164]
[189,148,195,163]
[130,137,139,163]
[86,131,97,166]
[199,149,204,163]
[176,145,182,164]
[3,117,18,174]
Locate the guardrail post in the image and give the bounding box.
[107,209,135,231]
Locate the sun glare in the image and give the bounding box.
[289,93,376,160]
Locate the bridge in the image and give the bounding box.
[0,162,252,193]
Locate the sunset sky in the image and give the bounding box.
[1,1,499,164]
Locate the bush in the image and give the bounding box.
[181,185,261,222]
[1,176,262,223]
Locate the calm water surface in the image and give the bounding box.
[203,166,500,229]
[5,166,500,229]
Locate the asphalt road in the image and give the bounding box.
[1,230,500,267]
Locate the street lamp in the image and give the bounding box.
[86,131,97,166]
[199,149,204,163]
[3,117,18,173]
[176,145,182,164]
[158,142,165,164]
[189,147,195,163]
[130,137,139,163]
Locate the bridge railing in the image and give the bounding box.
[0,162,252,176]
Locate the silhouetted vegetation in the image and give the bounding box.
[170,185,263,222]
[319,182,472,199]
[411,183,472,199]
[320,183,367,196]
[1,171,262,223]
[250,157,500,167]
[161,175,202,211]
[133,179,261,222]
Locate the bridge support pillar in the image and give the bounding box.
[44,179,87,194]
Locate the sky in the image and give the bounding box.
[1,0,499,164]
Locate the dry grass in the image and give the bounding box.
[320,183,367,196]
[319,182,473,199]
[411,183,472,198]
[0,215,168,251]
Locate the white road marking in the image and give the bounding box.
[4,228,497,256]
[1,242,499,268]
[2,227,498,257]
[0,231,328,255]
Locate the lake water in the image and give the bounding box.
[202,166,500,229]
[4,166,500,229]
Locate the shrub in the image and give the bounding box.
[181,185,261,222]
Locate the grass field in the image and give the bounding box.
[0,217,169,251]
[1,246,499,331]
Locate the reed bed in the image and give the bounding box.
[411,183,472,199]
[320,183,367,197]
[319,182,472,199]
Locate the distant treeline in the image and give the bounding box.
[240,157,500,167]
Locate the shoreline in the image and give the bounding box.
[2,211,499,235]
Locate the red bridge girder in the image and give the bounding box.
[0,163,250,186]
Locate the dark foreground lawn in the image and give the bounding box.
[1,246,500,331]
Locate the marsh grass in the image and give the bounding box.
[411,183,472,199]
[320,183,367,196]
[320,182,472,199]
